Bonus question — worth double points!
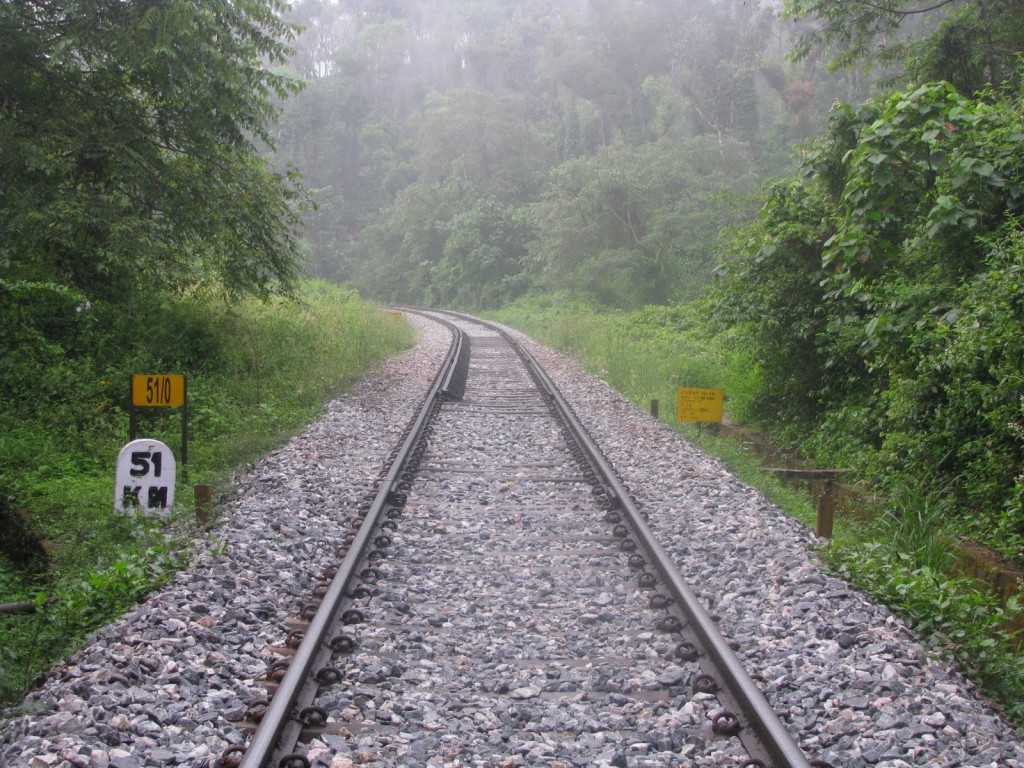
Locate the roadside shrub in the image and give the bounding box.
[715,82,1024,562]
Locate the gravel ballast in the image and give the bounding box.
[1,314,1021,768]
[502,324,1023,768]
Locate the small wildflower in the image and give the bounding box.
[75,300,92,313]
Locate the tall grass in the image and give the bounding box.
[488,295,815,516]
[0,281,413,705]
[491,293,757,416]
[823,495,1024,724]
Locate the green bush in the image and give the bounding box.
[714,82,1024,562]
[824,529,1024,725]
[492,294,759,424]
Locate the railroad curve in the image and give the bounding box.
[236,311,810,768]
[2,311,1022,768]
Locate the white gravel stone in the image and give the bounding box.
[1,313,1021,768]
[500,321,1024,768]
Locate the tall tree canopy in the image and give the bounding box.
[0,0,306,302]
[717,81,1024,556]
[273,0,853,307]
[783,0,1024,92]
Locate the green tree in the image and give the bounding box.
[717,82,1024,556]
[782,0,1024,92]
[271,0,827,302]
[414,89,550,197]
[353,88,551,306]
[670,0,774,145]
[286,0,350,79]
[530,137,761,307]
[430,199,534,308]
[0,0,305,303]
[355,180,455,305]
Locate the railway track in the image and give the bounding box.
[5,311,1023,768]
[233,311,813,768]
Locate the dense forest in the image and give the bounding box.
[4,0,1022,560]
[718,0,1024,563]
[3,0,1023,567]
[0,0,413,703]
[268,0,1024,565]
[272,0,869,307]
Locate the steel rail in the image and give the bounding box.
[432,310,812,768]
[238,313,467,768]
[240,307,812,767]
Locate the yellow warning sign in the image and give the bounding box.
[132,374,185,407]
[676,387,724,423]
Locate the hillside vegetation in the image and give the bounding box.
[0,283,412,704]
[274,0,867,305]
[1,0,413,703]
[720,82,1024,564]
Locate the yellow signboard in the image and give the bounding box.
[132,374,185,407]
[676,387,725,423]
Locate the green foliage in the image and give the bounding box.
[0,281,413,704]
[390,134,769,313]
[431,199,536,309]
[491,294,760,424]
[274,0,831,308]
[783,0,1024,93]
[0,541,184,702]
[905,2,1024,95]
[875,227,1024,559]
[713,179,835,439]
[0,0,307,303]
[55,544,186,635]
[526,138,764,308]
[823,507,1024,725]
[783,0,925,73]
[716,82,1024,560]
